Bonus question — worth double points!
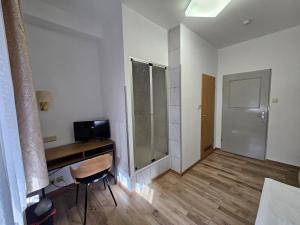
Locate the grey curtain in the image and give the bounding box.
[0,133,15,225]
[2,0,49,194]
[0,2,26,224]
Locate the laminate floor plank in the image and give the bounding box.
[51,151,299,225]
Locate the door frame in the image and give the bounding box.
[200,73,216,160]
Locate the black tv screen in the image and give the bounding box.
[74,120,110,142]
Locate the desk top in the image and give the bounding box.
[45,139,114,161]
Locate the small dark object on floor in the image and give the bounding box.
[26,198,56,225]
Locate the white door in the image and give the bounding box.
[222,69,271,160]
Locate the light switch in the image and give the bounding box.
[272,98,279,103]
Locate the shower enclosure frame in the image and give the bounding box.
[129,57,169,171]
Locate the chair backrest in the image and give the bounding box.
[70,154,112,179]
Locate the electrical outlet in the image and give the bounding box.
[43,135,57,143]
[56,176,64,183]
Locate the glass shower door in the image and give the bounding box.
[132,61,151,170]
[132,60,168,170]
[152,66,168,161]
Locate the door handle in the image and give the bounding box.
[257,111,265,120]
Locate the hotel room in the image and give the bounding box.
[1,0,300,224]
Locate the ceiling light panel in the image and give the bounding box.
[185,0,232,17]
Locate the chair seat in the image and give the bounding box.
[69,154,117,225]
[75,169,109,184]
[70,154,112,179]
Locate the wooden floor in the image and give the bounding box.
[51,150,299,225]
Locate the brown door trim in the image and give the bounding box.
[201,74,215,160]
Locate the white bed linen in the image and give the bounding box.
[255,178,300,225]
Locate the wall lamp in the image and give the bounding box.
[36,90,53,111]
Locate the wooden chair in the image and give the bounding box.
[70,154,117,225]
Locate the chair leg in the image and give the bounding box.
[106,178,117,207]
[75,184,79,205]
[83,184,88,225]
[102,178,106,189]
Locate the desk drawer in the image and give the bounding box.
[84,144,114,158]
[47,153,84,171]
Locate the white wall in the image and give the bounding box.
[217,25,300,166]
[27,24,104,149]
[122,5,168,177]
[22,0,103,39]
[99,0,129,177]
[26,0,129,192]
[180,25,218,171]
[122,5,168,67]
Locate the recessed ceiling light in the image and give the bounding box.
[243,19,253,25]
[185,0,232,18]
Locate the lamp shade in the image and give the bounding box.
[36,91,52,103]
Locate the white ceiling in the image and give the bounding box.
[38,0,300,48]
[121,0,300,48]
[40,0,110,21]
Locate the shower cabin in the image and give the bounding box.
[130,59,169,170]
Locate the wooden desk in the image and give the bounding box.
[45,140,117,182]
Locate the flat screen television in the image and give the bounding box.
[73,120,110,142]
